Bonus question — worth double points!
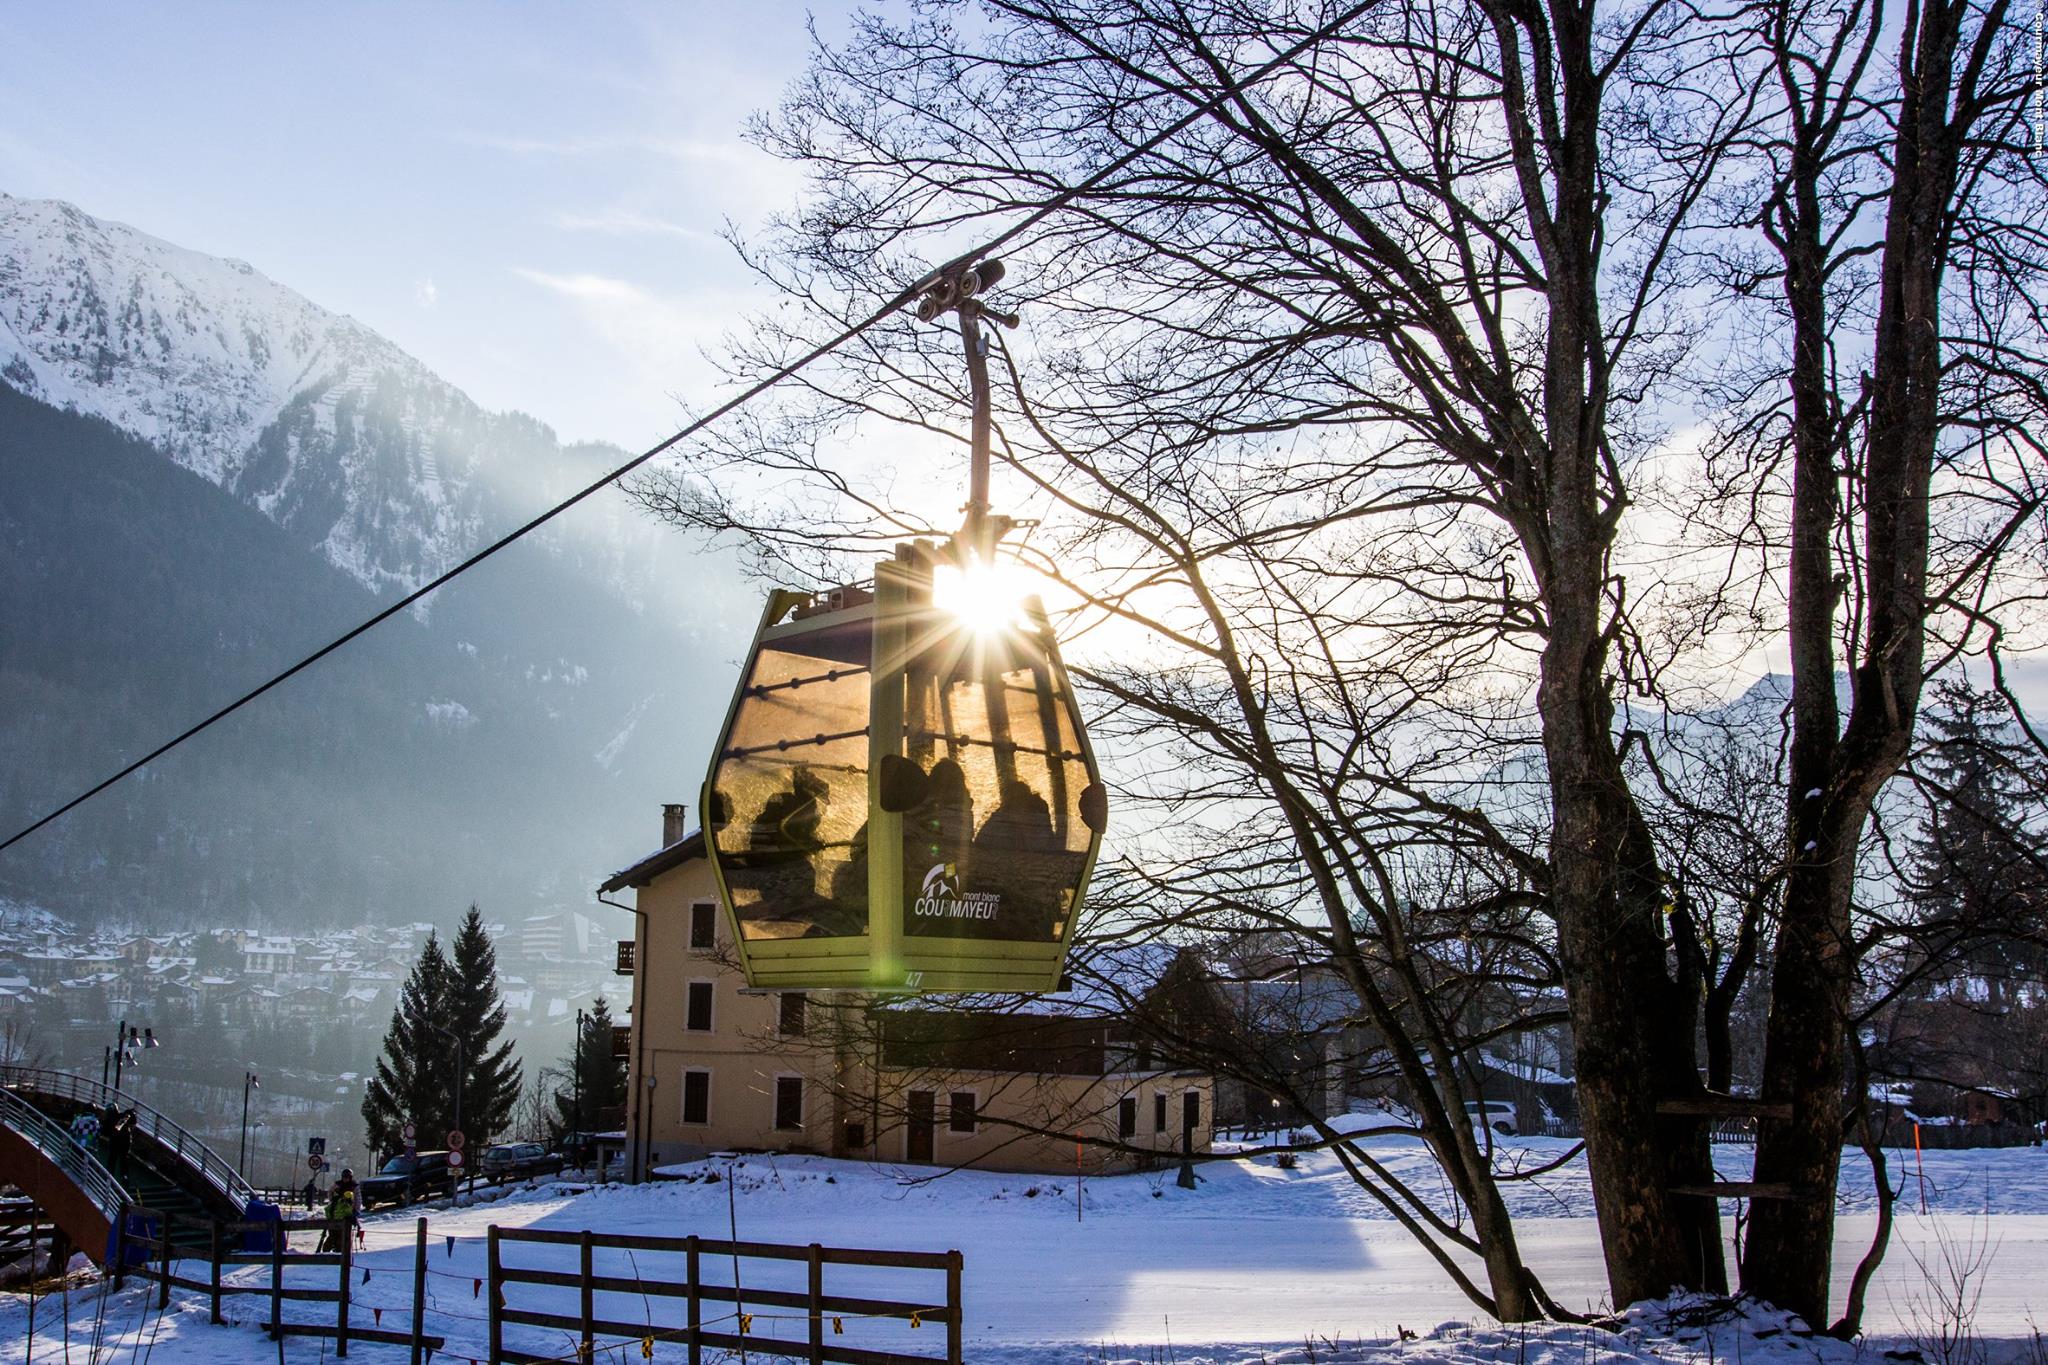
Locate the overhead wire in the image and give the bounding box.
[0,2,1374,859]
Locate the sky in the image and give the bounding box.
[3,2,2042,716]
[0,2,837,450]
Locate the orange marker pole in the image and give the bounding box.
[1914,1122,1927,1214]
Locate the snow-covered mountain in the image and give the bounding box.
[0,192,599,598]
[0,192,752,928]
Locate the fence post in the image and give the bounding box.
[338,1216,353,1358]
[270,1217,284,1343]
[410,1217,428,1365]
[487,1225,502,1365]
[112,1203,127,1289]
[806,1244,824,1365]
[945,1249,963,1365]
[579,1230,595,1364]
[158,1211,173,1309]
[210,1219,223,1324]
[685,1234,701,1365]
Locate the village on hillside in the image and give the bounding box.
[0,901,624,1185]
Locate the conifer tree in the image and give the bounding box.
[361,933,455,1157]
[451,905,522,1143]
[1907,682,2048,1004]
[553,996,627,1135]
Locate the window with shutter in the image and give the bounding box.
[681,1069,711,1124]
[774,1076,803,1130]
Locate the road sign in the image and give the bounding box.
[447,1149,464,1170]
[309,1137,327,1156]
[308,1154,326,1171]
[402,1122,417,1142]
[446,1129,465,1151]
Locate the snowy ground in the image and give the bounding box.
[5,1127,2046,1364]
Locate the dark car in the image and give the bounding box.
[358,1151,456,1209]
[480,1142,565,1184]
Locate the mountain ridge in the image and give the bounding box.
[0,191,640,600]
[0,193,749,928]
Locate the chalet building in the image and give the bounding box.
[242,936,297,977]
[601,804,1215,1180]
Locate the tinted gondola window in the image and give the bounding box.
[898,608,1093,943]
[709,617,872,940]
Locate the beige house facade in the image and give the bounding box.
[602,805,1213,1179]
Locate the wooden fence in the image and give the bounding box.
[489,1226,963,1365]
[116,1207,446,1363]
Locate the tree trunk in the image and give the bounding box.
[1541,573,1722,1303]
[1745,0,1974,1318]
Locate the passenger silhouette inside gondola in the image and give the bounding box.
[737,768,835,935]
[900,757,979,935]
[821,821,870,937]
[913,758,975,871]
[969,777,1068,940]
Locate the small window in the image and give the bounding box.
[1117,1096,1137,1140]
[689,903,717,950]
[686,981,714,1032]
[1182,1091,1201,1133]
[948,1091,978,1135]
[1153,1092,1167,1133]
[774,1076,804,1131]
[681,1069,711,1125]
[778,993,807,1037]
[843,1122,865,1150]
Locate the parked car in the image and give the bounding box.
[1463,1099,1519,1136]
[480,1142,566,1184]
[358,1151,456,1208]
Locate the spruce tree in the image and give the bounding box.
[451,905,522,1143]
[1908,681,2048,1005]
[361,933,456,1157]
[554,996,628,1135]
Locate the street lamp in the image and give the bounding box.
[105,1020,158,1092]
[573,1008,587,1173]
[427,1022,467,1195]
[238,1071,260,1177]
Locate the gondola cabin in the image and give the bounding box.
[704,540,1105,993]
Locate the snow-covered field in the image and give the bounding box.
[6,1128,2046,1364]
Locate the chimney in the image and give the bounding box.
[662,803,687,847]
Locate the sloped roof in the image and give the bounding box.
[598,829,707,894]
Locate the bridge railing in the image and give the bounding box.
[0,1066,255,1211]
[0,1084,128,1223]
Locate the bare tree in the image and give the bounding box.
[1679,0,2048,1323]
[634,0,2043,1322]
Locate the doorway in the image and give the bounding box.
[907,1090,936,1162]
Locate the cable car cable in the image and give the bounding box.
[0,2,1373,859]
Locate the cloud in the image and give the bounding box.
[551,208,718,243]
[414,278,439,308]
[456,131,755,166]
[511,266,734,405]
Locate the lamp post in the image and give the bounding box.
[109,1020,157,1093]
[428,1022,467,1196]
[573,1008,587,1173]
[238,1071,260,1177]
